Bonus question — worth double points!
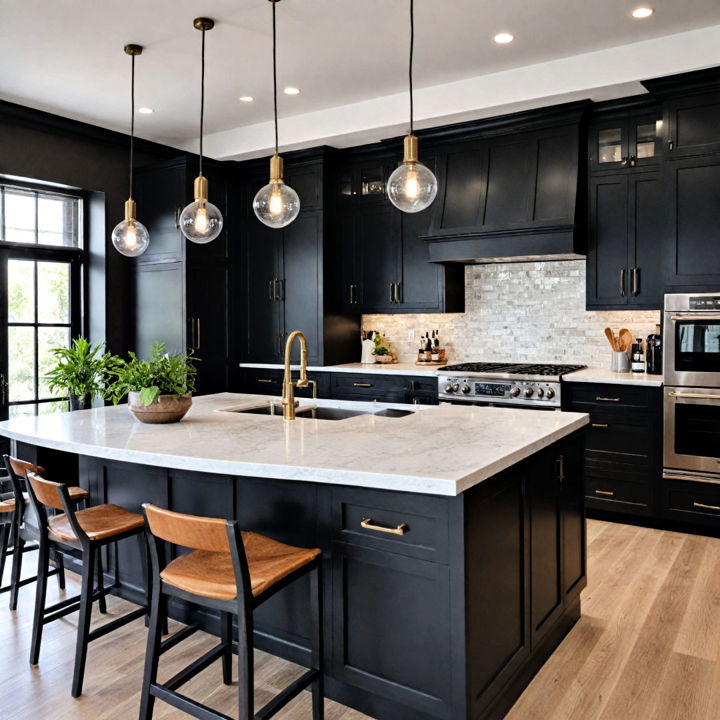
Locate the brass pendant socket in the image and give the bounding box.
[193,17,215,31]
[193,175,209,203]
[269,154,284,184]
[403,134,419,164]
[124,198,137,222]
[124,44,143,56]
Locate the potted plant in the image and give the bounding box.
[372,334,397,364]
[44,337,121,411]
[108,342,197,424]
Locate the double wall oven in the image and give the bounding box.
[663,293,720,483]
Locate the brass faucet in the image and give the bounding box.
[282,330,310,420]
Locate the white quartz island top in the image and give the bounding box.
[239,361,440,377]
[0,393,588,497]
[564,367,663,387]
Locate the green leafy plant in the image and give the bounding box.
[44,337,122,403]
[108,342,197,406]
[372,333,390,356]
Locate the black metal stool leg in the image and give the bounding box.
[237,609,254,720]
[0,523,10,589]
[29,539,50,666]
[9,534,24,610]
[71,544,96,698]
[310,561,324,720]
[138,585,165,720]
[96,549,107,614]
[221,611,233,686]
[56,547,66,590]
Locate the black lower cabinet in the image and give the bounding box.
[659,477,720,528]
[44,429,584,720]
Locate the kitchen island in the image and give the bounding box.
[0,394,588,720]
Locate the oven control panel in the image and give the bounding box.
[690,296,720,310]
[437,377,562,407]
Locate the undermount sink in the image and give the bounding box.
[224,403,414,421]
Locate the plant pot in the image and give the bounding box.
[127,392,192,424]
[69,393,92,411]
[374,354,396,364]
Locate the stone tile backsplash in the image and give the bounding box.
[362,260,661,366]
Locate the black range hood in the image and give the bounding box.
[421,102,588,264]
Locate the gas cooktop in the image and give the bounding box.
[441,362,586,378]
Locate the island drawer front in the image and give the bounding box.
[330,487,449,564]
[660,477,720,526]
[564,383,660,413]
[329,373,411,401]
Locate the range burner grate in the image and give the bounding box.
[443,362,586,377]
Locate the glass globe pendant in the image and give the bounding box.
[112,199,150,257]
[180,175,223,243]
[387,134,438,213]
[180,17,224,245]
[254,154,300,229]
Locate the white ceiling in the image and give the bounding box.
[2,0,720,159]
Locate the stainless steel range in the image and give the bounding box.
[437,363,586,408]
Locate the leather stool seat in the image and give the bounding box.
[49,503,144,543]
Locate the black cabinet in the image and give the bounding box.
[586,171,664,309]
[563,382,661,517]
[337,148,464,315]
[588,112,660,172]
[133,156,229,395]
[662,90,720,159]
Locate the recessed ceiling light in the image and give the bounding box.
[283,86,301,95]
[138,107,154,114]
[239,96,254,103]
[632,7,654,18]
[493,32,515,45]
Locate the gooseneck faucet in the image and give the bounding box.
[282,331,310,420]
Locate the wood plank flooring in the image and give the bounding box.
[1,519,718,719]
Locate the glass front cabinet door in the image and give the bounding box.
[590,114,660,172]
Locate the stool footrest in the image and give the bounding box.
[0,567,58,594]
[160,623,199,656]
[165,642,226,692]
[87,605,147,642]
[150,684,234,720]
[255,668,319,720]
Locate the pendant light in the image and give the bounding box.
[387,0,438,213]
[253,0,300,229]
[112,44,150,257]
[179,18,224,244]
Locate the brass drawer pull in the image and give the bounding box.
[360,517,409,535]
[591,423,609,429]
[693,502,720,512]
[353,382,373,388]
[595,396,621,403]
[257,379,275,384]
[595,489,615,497]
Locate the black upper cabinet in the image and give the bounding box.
[133,156,229,395]
[663,92,720,158]
[588,112,660,173]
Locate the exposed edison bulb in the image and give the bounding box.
[253,156,300,228]
[180,176,223,244]
[387,161,437,213]
[269,187,284,216]
[112,200,149,257]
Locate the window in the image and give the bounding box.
[1,182,85,419]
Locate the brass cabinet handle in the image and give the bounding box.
[631,267,639,296]
[257,379,275,384]
[595,396,621,403]
[175,207,181,229]
[693,502,720,512]
[195,318,201,350]
[189,318,196,349]
[353,382,373,388]
[619,268,626,297]
[360,517,409,535]
[349,284,354,305]
[668,391,720,400]
[393,282,402,303]
[591,423,610,429]
[595,489,615,497]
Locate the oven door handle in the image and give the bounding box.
[670,314,720,321]
[667,391,720,400]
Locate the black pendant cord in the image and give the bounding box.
[272,0,279,156]
[199,27,206,177]
[409,0,414,135]
[129,53,135,200]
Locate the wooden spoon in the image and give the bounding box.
[619,328,633,352]
[604,327,617,350]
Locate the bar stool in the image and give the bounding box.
[25,471,149,697]
[139,504,324,720]
[2,455,89,610]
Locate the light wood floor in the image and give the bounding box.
[1,519,718,719]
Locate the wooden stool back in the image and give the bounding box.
[3,456,45,525]
[26,474,65,511]
[143,504,232,553]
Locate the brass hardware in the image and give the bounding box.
[631,267,639,296]
[595,489,615,497]
[403,134,419,164]
[591,423,610,428]
[619,268,626,297]
[124,44,143,56]
[621,156,628,166]
[663,472,720,485]
[629,155,637,167]
[190,318,195,348]
[393,282,402,303]
[282,330,309,420]
[349,284,355,305]
[195,318,201,349]
[257,379,275,384]
[353,383,373,388]
[668,391,720,400]
[193,175,209,203]
[193,17,215,31]
[557,455,565,484]
[307,379,318,399]
[124,198,137,222]
[269,154,284,184]
[174,207,181,229]
[693,502,720,512]
[670,314,720,321]
[360,518,409,535]
[595,396,621,402]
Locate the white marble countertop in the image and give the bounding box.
[239,362,441,377]
[0,393,588,497]
[564,367,663,387]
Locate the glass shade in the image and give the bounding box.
[253,182,300,229]
[387,161,438,213]
[112,219,149,257]
[180,200,224,244]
